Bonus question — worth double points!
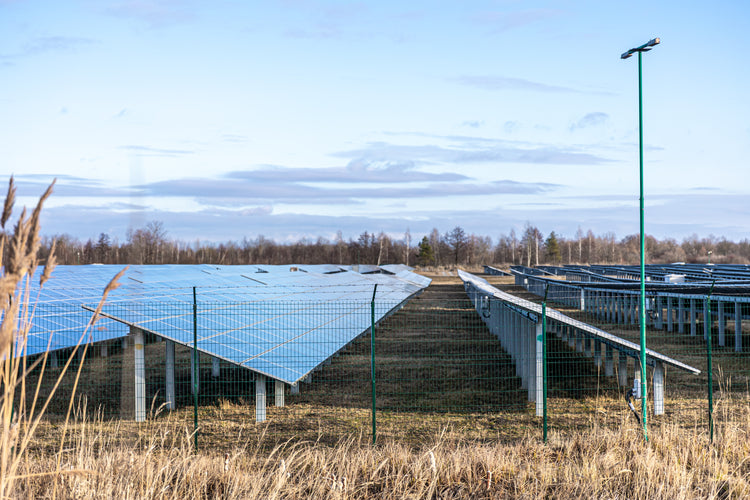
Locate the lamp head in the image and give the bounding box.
[621,37,661,59]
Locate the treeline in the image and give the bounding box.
[37,221,750,268]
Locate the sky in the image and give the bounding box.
[2,0,749,246]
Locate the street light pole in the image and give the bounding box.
[621,37,660,442]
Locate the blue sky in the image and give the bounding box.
[2,0,749,245]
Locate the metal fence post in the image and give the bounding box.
[542,284,549,443]
[706,281,715,443]
[193,286,198,449]
[370,284,377,444]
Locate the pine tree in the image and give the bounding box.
[545,231,562,264]
[417,236,435,266]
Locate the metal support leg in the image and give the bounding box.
[165,339,175,410]
[132,327,146,422]
[704,300,710,341]
[655,296,663,330]
[690,299,696,337]
[191,351,200,395]
[678,298,685,334]
[594,341,602,368]
[524,319,533,397]
[255,374,267,422]
[736,302,743,353]
[718,301,726,347]
[618,353,628,387]
[667,297,673,332]
[275,380,285,407]
[653,361,664,415]
[605,344,614,377]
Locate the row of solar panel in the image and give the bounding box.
[20,264,431,384]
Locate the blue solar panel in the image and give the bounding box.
[20,264,431,384]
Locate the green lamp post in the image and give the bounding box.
[621,37,660,441]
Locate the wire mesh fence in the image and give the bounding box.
[16,274,750,449]
[513,273,749,442]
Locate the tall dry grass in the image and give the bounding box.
[8,406,750,499]
[0,177,125,498]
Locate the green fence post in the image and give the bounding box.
[706,280,715,443]
[542,284,549,443]
[193,286,198,450]
[370,284,377,445]
[9,341,14,429]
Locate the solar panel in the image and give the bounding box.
[21,264,431,385]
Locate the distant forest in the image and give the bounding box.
[37,220,750,268]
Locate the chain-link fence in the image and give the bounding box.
[512,272,749,443]
[17,274,749,449]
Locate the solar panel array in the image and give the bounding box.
[531,263,750,287]
[23,264,431,384]
[459,269,699,374]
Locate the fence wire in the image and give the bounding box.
[16,275,749,449]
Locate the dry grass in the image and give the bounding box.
[8,403,750,499]
[0,177,124,498]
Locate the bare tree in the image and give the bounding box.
[444,226,468,267]
[404,228,411,266]
[576,226,584,263]
[377,231,390,266]
[335,230,346,264]
[522,223,540,267]
[429,228,441,267]
[587,229,595,264]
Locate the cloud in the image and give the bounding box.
[119,145,194,157]
[503,121,520,134]
[141,175,554,203]
[1,36,97,62]
[226,160,468,184]
[239,206,273,216]
[106,0,195,27]
[474,8,564,33]
[142,177,329,201]
[24,36,96,54]
[282,2,372,40]
[35,191,750,245]
[13,176,136,198]
[128,151,556,203]
[462,120,483,128]
[221,134,249,143]
[570,112,609,131]
[285,26,343,40]
[451,75,581,94]
[334,140,609,165]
